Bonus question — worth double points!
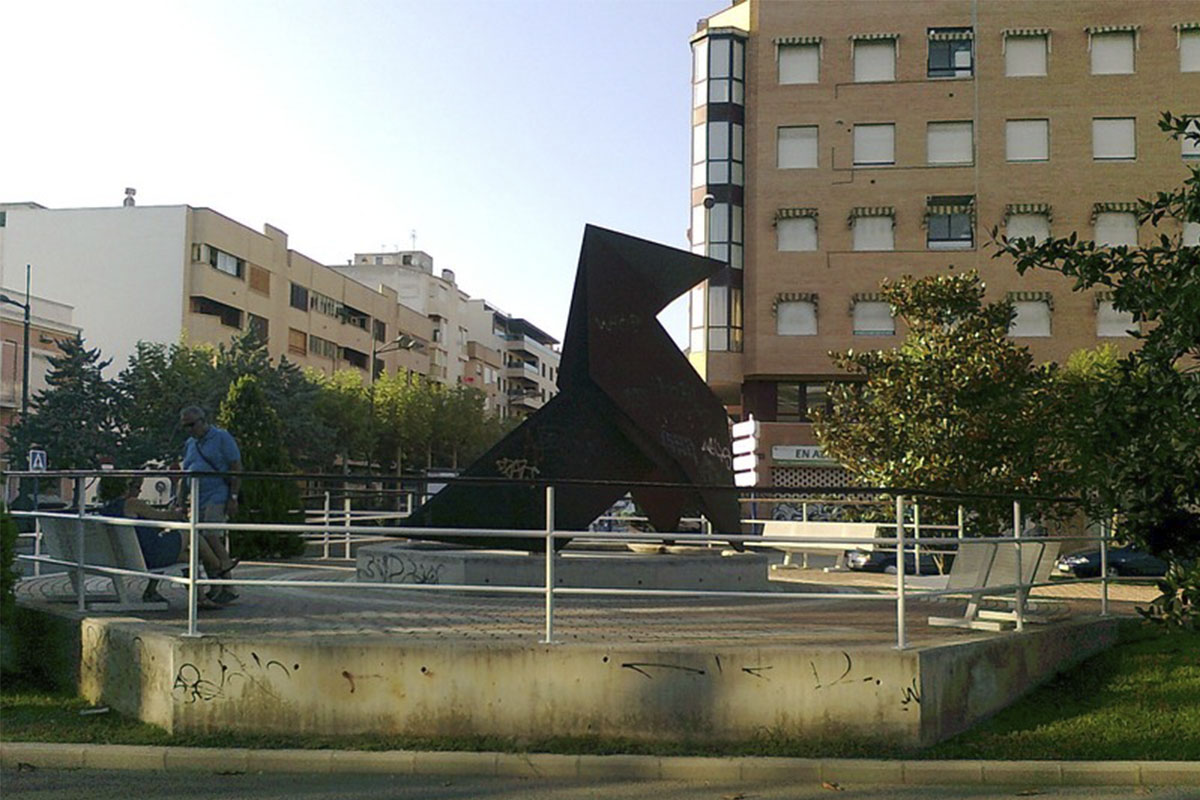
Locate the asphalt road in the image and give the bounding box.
[3,769,1197,800]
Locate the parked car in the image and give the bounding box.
[845,549,943,575]
[1054,547,1169,578]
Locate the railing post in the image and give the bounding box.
[542,485,556,644]
[957,504,964,539]
[322,490,331,559]
[184,477,202,638]
[74,476,86,612]
[343,494,352,560]
[33,476,42,576]
[1013,499,1025,633]
[895,494,906,650]
[913,502,922,576]
[1100,513,1111,617]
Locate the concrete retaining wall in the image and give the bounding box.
[15,604,1117,746]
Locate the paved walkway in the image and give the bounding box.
[15,558,1152,647]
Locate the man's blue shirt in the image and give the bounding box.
[182,426,241,507]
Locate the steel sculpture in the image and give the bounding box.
[404,224,739,550]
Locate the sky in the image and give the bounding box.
[0,0,725,346]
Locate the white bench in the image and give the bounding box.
[37,516,172,610]
[928,539,1063,631]
[756,520,882,570]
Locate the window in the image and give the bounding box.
[853,123,895,166]
[706,282,744,351]
[776,299,817,336]
[208,246,244,279]
[1009,300,1051,337]
[1184,221,1200,246]
[341,303,369,330]
[1090,30,1135,75]
[852,212,895,251]
[373,319,386,343]
[248,265,270,295]
[247,313,269,342]
[190,296,242,328]
[309,335,337,359]
[1093,118,1136,160]
[402,254,413,266]
[853,37,896,82]
[928,28,974,77]
[697,202,743,266]
[777,216,818,251]
[1183,29,1200,72]
[1006,213,1051,243]
[289,283,308,311]
[776,382,830,423]
[341,347,368,370]
[1097,300,1136,337]
[1094,212,1138,247]
[310,291,342,318]
[702,120,744,185]
[926,196,974,250]
[853,301,894,335]
[778,42,820,84]
[1006,119,1049,161]
[1182,117,1200,159]
[705,35,745,104]
[927,121,973,165]
[287,328,307,356]
[778,126,818,168]
[1005,32,1048,76]
[0,211,6,227]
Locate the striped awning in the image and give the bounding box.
[1086,24,1139,35]
[926,203,975,216]
[1094,290,1116,307]
[847,206,894,225]
[775,35,822,46]
[772,292,818,315]
[1008,290,1054,310]
[1003,27,1050,37]
[1005,202,1053,221]
[1175,22,1200,32]
[852,292,887,303]
[1092,201,1139,221]
[928,30,973,41]
[850,32,898,41]
[775,207,818,221]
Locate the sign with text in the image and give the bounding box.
[771,444,837,465]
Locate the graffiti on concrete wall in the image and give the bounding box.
[173,646,298,704]
[360,552,445,584]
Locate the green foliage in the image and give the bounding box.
[3,334,121,469]
[813,271,1073,531]
[992,112,1200,628]
[216,375,304,559]
[0,503,18,620]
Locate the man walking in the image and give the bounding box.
[179,405,242,605]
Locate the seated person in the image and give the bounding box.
[96,477,236,607]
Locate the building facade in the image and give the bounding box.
[688,0,1200,488]
[0,202,433,386]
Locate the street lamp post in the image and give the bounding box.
[0,264,32,421]
[369,333,419,386]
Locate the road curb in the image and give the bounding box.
[3,742,1199,786]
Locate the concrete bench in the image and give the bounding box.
[37,516,172,610]
[756,520,882,570]
[928,538,1063,631]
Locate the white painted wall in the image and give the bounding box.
[0,206,187,374]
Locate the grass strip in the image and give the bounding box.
[2,620,1196,760]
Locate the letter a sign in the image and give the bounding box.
[28,449,47,472]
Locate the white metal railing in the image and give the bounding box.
[7,475,1139,648]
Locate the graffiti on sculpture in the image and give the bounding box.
[403,225,741,551]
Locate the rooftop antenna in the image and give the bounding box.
[410,229,417,251]
[123,187,136,207]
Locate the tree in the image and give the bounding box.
[993,113,1200,628]
[372,370,435,476]
[217,374,304,558]
[310,368,371,470]
[812,271,1074,531]
[4,334,121,470]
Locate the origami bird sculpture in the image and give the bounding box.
[404,224,740,550]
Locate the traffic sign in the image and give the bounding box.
[730,414,760,488]
[734,470,759,488]
[731,436,757,456]
[731,418,760,439]
[732,453,758,473]
[28,449,47,472]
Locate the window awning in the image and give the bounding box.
[926,203,975,216]
[1005,202,1053,221]
[1175,22,1200,32]
[1003,27,1050,37]
[775,207,819,221]
[1086,24,1139,34]
[775,35,822,45]
[928,30,974,41]
[1094,290,1116,307]
[1008,290,1054,310]
[847,206,895,225]
[1092,201,1139,221]
[850,32,898,41]
[772,291,818,315]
